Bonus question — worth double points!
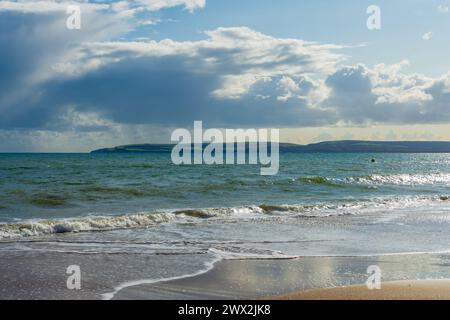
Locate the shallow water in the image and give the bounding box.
[1,152,450,284]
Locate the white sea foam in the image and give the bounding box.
[101,253,222,300]
[0,212,176,240]
[0,206,266,240]
[209,247,298,260]
[1,195,449,240]
[344,173,450,186]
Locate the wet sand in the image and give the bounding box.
[112,253,450,299]
[1,249,450,300]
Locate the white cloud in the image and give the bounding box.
[369,60,434,104]
[0,0,206,22]
[59,108,116,131]
[63,27,345,102]
[136,0,206,12]
[422,32,433,40]
[212,74,269,100]
[2,3,450,152]
[0,1,109,13]
[437,5,449,13]
[324,61,450,125]
[277,76,300,101]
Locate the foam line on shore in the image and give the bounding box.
[101,253,222,300]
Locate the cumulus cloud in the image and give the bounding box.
[1,1,450,151]
[0,0,206,14]
[324,62,450,125]
[0,20,347,130]
[69,27,344,98]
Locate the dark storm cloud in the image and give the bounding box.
[3,55,337,129]
[1,3,450,137]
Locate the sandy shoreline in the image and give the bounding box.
[270,280,450,300]
[112,254,450,300]
[1,249,450,299]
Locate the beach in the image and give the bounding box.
[2,0,450,304]
[110,253,450,300]
[2,153,450,300]
[271,280,450,300]
[1,248,450,300]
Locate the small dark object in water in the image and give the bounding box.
[371,159,376,163]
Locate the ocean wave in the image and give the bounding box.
[259,195,450,215]
[0,207,266,240]
[1,195,450,240]
[297,173,450,187]
[299,176,340,186]
[174,206,264,218]
[345,173,450,186]
[0,213,175,240]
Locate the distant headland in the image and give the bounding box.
[91,140,450,154]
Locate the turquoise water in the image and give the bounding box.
[1,152,450,259]
[1,152,450,220]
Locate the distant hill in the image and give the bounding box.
[91,144,174,153]
[91,140,450,154]
[281,140,450,153]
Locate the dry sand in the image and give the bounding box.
[271,280,450,300]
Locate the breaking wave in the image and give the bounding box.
[1,195,450,240]
[345,173,450,186]
[0,213,176,240]
[298,173,450,187]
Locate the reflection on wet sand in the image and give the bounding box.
[113,254,450,299]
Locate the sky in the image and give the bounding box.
[0,0,450,152]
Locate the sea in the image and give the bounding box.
[1,152,450,296]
